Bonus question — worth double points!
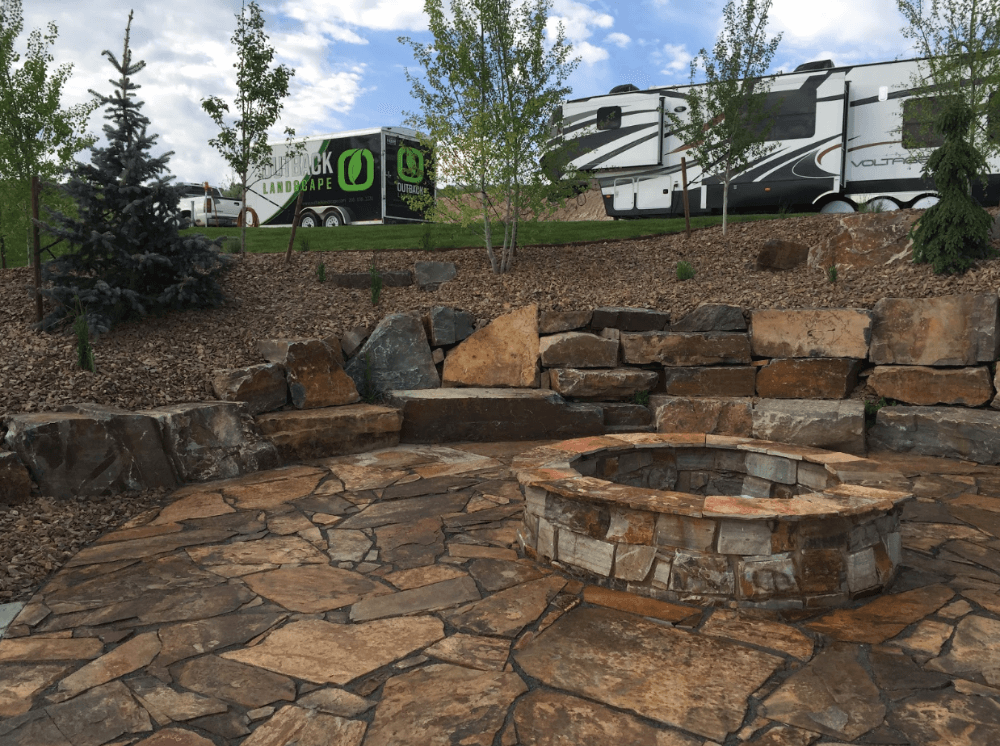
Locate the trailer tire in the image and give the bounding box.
[910,195,939,209]
[819,198,856,214]
[322,209,343,228]
[236,207,259,227]
[298,211,320,228]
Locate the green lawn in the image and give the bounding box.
[2,212,812,268]
[184,212,811,256]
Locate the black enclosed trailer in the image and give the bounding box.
[246,127,435,227]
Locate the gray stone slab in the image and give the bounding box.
[345,313,440,394]
[350,576,481,621]
[869,406,1000,464]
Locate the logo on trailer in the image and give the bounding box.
[337,149,375,191]
[397,146,424,184]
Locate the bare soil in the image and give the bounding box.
[2,206,1000,605]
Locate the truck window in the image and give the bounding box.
[597,106,622,131]
[753,87,817,141]
[902,95,957,149]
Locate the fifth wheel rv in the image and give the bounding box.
[553,57,1000,218]
[245,127,434,227]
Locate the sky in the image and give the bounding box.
[21,0,921,184]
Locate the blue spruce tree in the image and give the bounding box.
[39,11,229,334]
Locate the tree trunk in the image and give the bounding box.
[240,179,248,254]
[722,179,729,236]
[482,188,498,273]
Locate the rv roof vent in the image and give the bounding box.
[609,83,640,94]
[793,59,834,73]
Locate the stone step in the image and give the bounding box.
[869,405,1000,464]
[388,388,603,443]
[255,404,402,462]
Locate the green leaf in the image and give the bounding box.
[348,149,363,184]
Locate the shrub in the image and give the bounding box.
[632,390,650,406]
[38,15,229,335]
[910,99,996,274]
[827,264,838,284]
[676,260,695,281]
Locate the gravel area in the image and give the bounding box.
[2,206,1000,605]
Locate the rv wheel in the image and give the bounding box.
[298,211,320,228]
[322,210,342,228]
[819,199,855,214]
[911,195,939,209]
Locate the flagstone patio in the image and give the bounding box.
[2,440,1000,746]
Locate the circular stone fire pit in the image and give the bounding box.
[515,433,912,609]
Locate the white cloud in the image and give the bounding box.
[548,0,614,64]
[280,0,426,34]
[605,32,631,49]
[767,0,909,63]
[659,43,692,76]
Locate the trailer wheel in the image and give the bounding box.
[864,197,901,212]
[819,199,855,214]
[322,210,342,228]
[911,195,939,209]
[236,207,259,227]
[298,211,320,228]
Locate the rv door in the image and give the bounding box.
[562,92,665,171]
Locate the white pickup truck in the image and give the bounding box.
[174,183,242,228]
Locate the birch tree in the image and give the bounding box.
[399,0,579,274]
[202,0,298,253]
[665,0,781,236]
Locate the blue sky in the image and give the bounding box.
[24,0,918,183]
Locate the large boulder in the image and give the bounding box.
[389,388,603,442]
[755,359,863,399]
[5,406,178,499]
[256,404,402,462]
[807,211,919,270]
[414,261,457,291]
[752,399,866,456]
[211,363,288,415]
[538,310,593,334]
[141,402,281,483]
[621,332,751,366]
[427,306,476,347]
[0,451,32,505]
[670,304,747,332]
[344,313,441,395]
[650,396,753,436]
[258,339,359,409]
[750,309,873,359]
[548,368,659,401]
[869,406,1000,464]
[870,294,1000,365]
[591,307,670,332]
[869,365,994,406]
[755,239,809,271]
[660,367,756,397]
[443,304,540,388]
[539,332,619,368]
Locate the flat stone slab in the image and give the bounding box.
[172,654,296,708]
[513,690,701,746]
[389,388,603,442]
[349,576,481,621]
[762,643,885,740]
[869,406,1000,464]
[365,664,526,746]
[806,584,954,643]
[244,565,392,613]
[445,575,565,637]
[221,617,445,685]
[514,605,782,742]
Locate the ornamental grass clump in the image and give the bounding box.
[676,260,695,281]
[827,264,838,284]
[72,296,96,373]
[910,100,996,275]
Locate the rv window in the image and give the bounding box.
[902,96,956,149]
[752,88,817,141]
[597,106,622,131]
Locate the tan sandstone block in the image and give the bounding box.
[870,294,1000,365]
[621,332,751,366]
[750,309,873,359]
[443,304,540,387]
[650,396,753,437]
[539,332,618,368]
[869,365,994,406]
[660,367,756,397]
[756,358,863,399]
